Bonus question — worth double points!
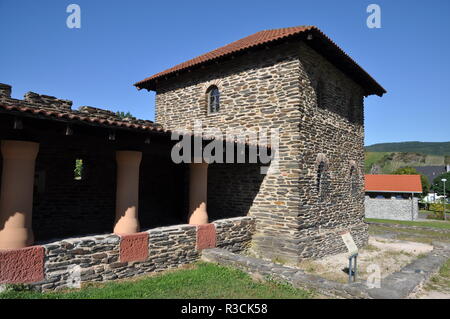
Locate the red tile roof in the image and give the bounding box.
[0,103,164,133]
[0,101,264,146]
[134,25,386,96]
[365,175,423,193]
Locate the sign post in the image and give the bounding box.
[341,232,359,283]
[442,179,447,221]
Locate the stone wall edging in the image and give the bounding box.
[201,243,450,299]
[0,217,256,290]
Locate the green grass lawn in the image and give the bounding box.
[426,258,450,292]
[0,262,314,299]
[365,218,450,230]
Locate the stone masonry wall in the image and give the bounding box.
[214,217,256,253]
[155,43,305,263]
[365,196,419,221]
[18,217,255,291]
[289,42,369,259]
[153,40,368,262]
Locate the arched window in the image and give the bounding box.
[206,85,220,114]
[317,161,325,192]
[316,80,326,109]
[317,161,329,202]
[315,154,330,203]
[350,166,358,196]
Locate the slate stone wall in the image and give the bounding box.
[214,216,256,253]
[153,41,368,262]
[26,217,255,291]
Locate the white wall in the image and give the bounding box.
[365,196,418,221]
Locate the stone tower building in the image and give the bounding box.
[135,26,385,262]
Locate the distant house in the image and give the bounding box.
[413,165,450,185]
[365,175,422,221]
[422,193,444,203]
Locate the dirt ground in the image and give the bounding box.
[297,236,433,284]
[368,223,450,299]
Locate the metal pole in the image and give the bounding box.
[348,256,353,283]
[444,180,447,221]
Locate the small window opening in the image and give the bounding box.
[317,161,328,202]
[207,85,220,114]
[350,166,358,196]
[74,159,84,180]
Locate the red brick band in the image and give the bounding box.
[196,224,216,250]
[119,232,149,262]
[0,246,44,284]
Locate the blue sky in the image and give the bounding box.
[0,0,449,146]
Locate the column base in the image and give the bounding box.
[113,218,140,235]
[189,209,209,225]
[0,227,34,250]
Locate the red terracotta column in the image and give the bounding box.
[188,162,209,225]
[0,140,39,249]
[114,151,142,235]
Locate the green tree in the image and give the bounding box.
[431,172,450,196]
[392,166,430,195]
[116,111,135,120]
[74,159,83,180]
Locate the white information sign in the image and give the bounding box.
[341,232,358,256]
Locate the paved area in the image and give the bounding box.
[297,236,433,284]
[201,241,450,299]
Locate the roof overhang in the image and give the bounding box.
[365,190,422,194]
[134,26,386,97]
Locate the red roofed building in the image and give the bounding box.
[365,175,422,194]
[365,175,422,221]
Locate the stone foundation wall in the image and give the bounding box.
[365,197,418,221]
[0,217,255,290]
[208,163,265,221]
[214,217,256,253]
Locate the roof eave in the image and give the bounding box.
[365,190,422,194]
[134,27,387,96]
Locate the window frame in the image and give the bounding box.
[206,85,220,115]
[317,161,329,202]
[350,165,358,196]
